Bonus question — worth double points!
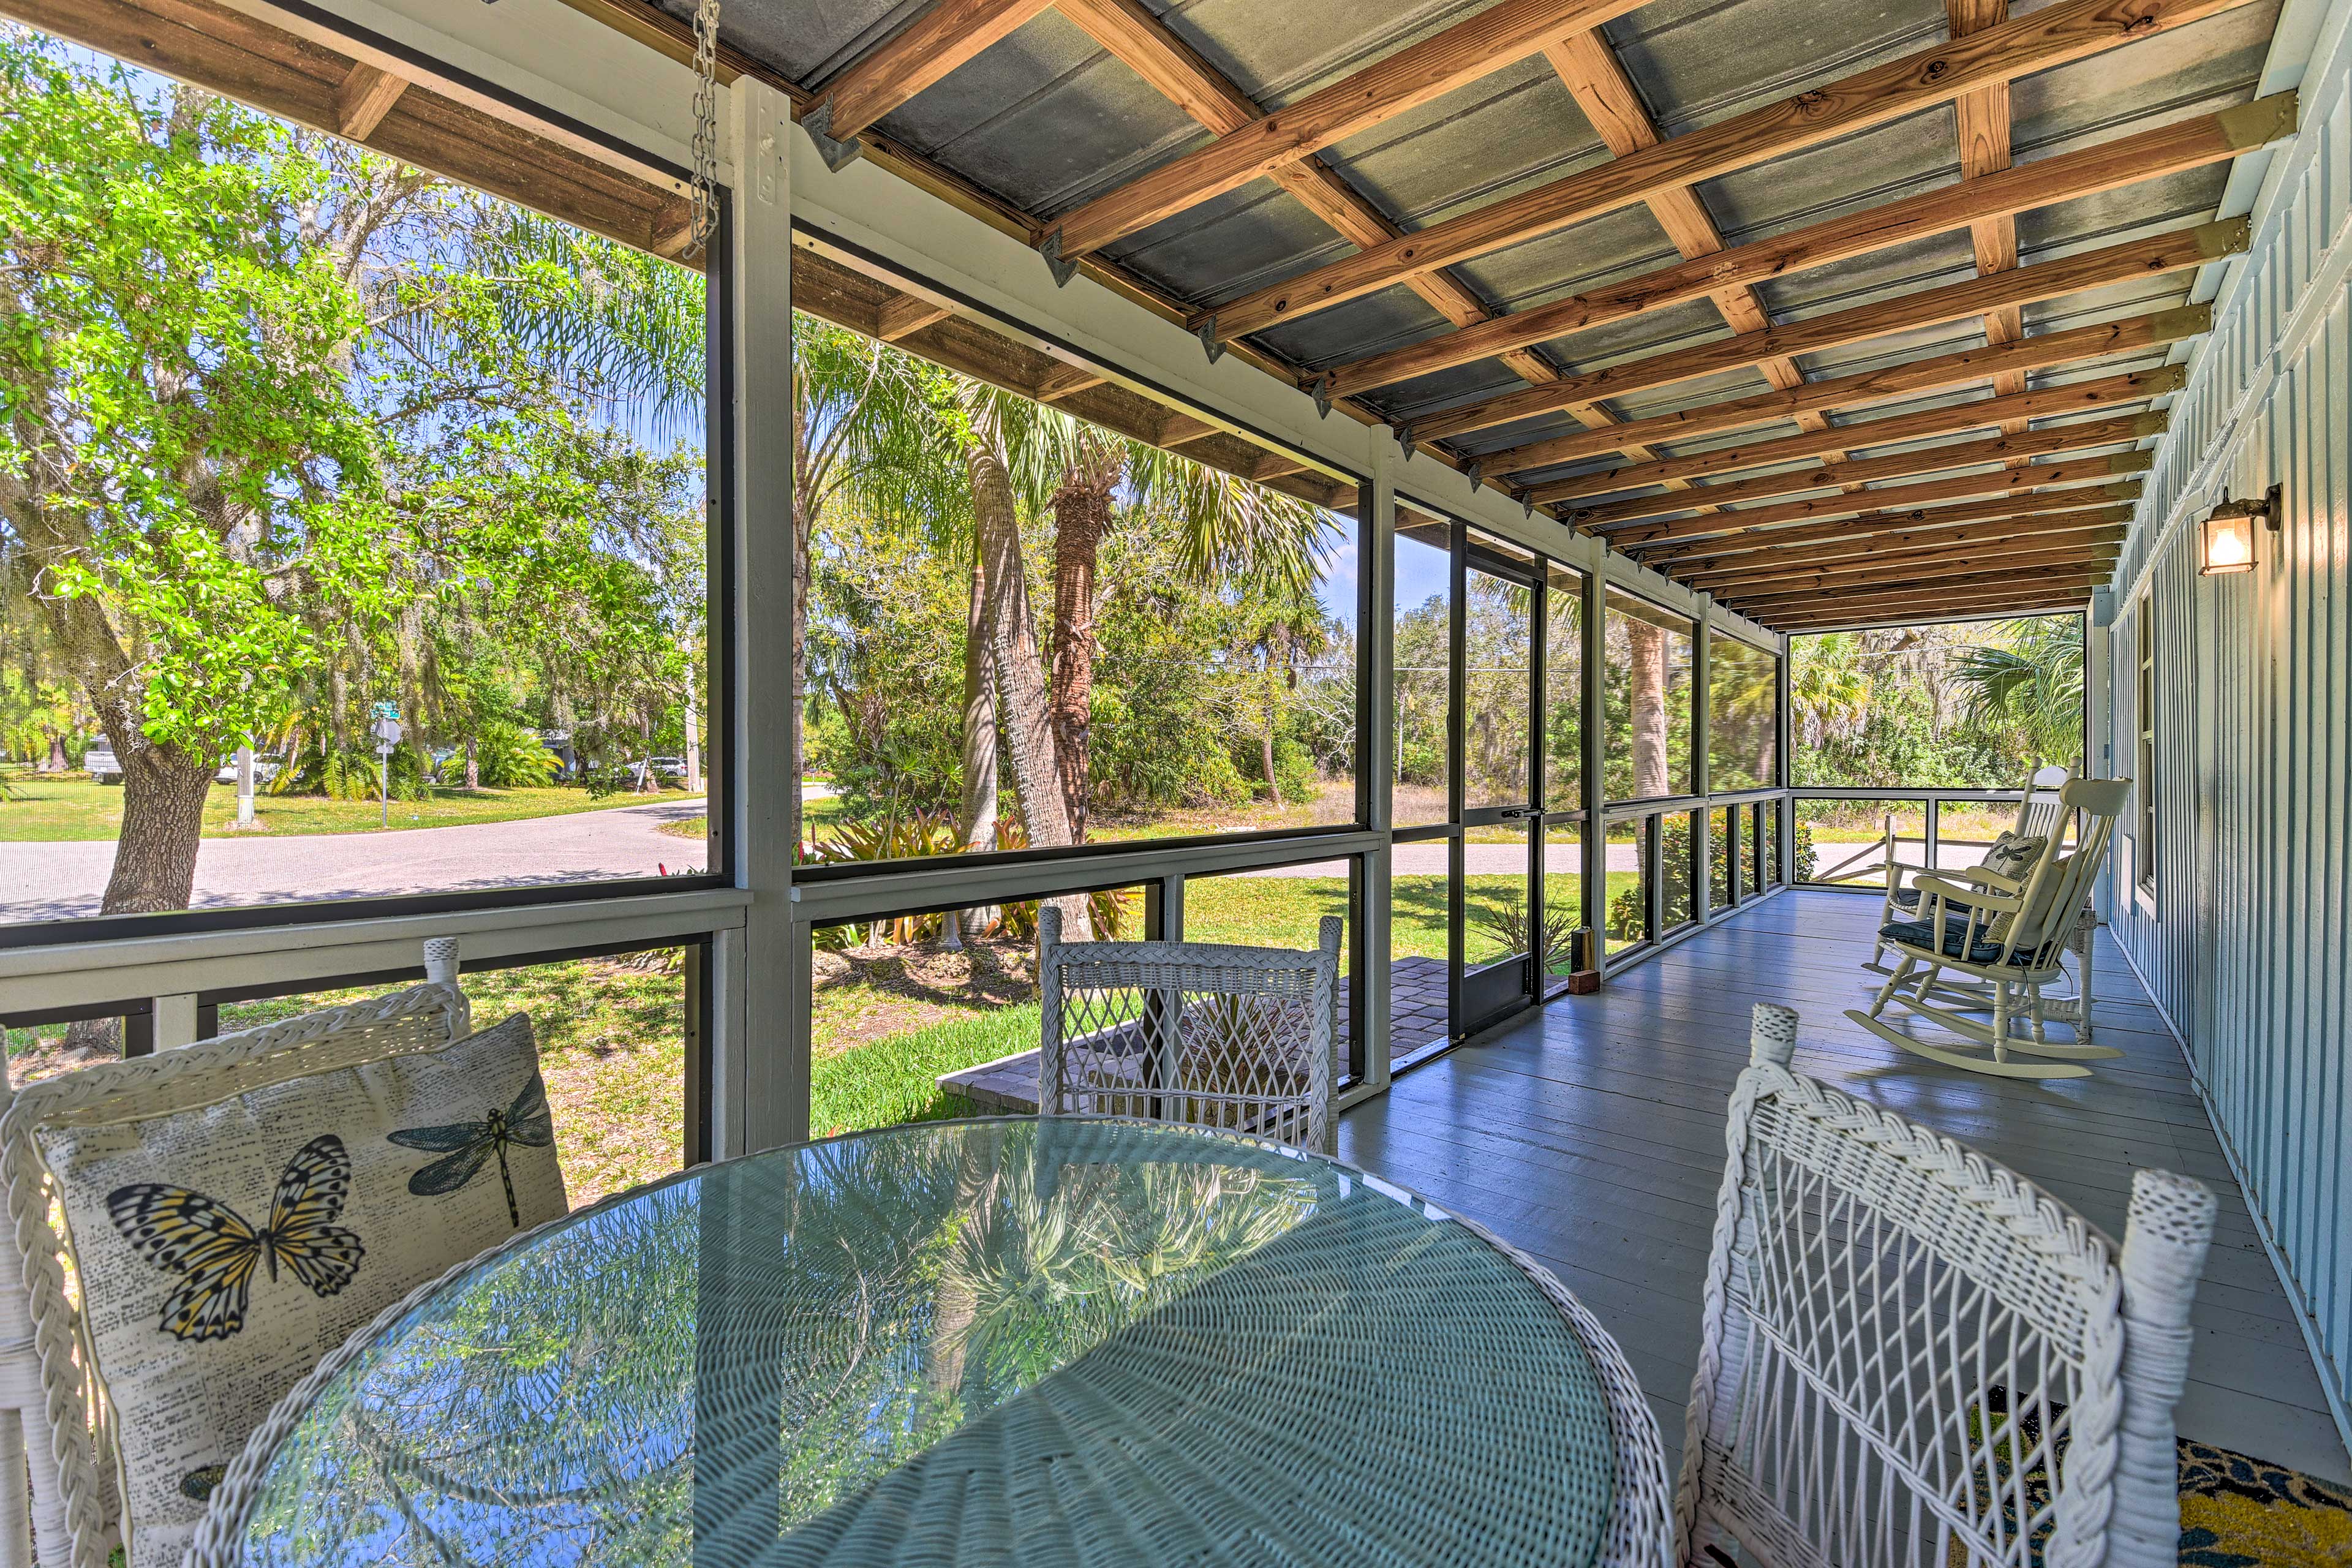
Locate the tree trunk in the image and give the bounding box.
[1048,466,1114,842]
[464,736,480,791]
[790,398,815,859]
[40,731,66,774]
[963,394,1088,939]
[682,674,703,794]
[948,535,1001,948]
[1627,620,1670,799]
[100,741,217,914]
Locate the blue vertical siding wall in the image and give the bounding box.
[2104,0,2352,1449]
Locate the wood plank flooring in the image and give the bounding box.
[1337,888,2352,1484]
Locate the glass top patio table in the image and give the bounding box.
[204,1117,1618,1568]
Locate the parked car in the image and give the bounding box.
[627,756,687,787]
[84,742,121,785]
[213,755,284,786]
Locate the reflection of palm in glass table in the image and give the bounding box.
[201,1118,1626,1568]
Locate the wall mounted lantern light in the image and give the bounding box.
[2199,484,2281,576]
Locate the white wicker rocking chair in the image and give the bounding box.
[1037,906,1340,1155]
[1866,764,2073,974]
[1678,1003,2216,1568]
[1847,778,2129,1081]
[0,943,470,1568]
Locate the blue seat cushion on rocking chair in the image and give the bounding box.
[1877,917,2029,967]
[1888,886,1975,914]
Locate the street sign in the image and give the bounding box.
[371,716,404,751]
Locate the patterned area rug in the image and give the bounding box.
[1964,1390,2352,1566]
[2177,1438,2352,1567]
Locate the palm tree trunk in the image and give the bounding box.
[1628,620,1670,799]
[963,394,1089,940]
[1048,467,1114,840]
[949,535,1000,947]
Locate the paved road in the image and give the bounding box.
[0,797,709,922]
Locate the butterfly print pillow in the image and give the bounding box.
[32,1012,565,1568]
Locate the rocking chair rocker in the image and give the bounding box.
[1847,777,2130,1080]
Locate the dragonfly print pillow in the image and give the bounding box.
[34,1012,567,1568]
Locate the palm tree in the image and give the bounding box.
[1035,429,1333,832]
[1950,617,2086,769]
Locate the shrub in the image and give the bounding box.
[268,737,428,801]
[464,720,560,788]
[1607,816,1818,940]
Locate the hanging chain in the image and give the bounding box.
[685,0,722,260]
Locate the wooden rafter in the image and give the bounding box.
[1485,307,2206,476]
[1197,0,2259,344]
[1521,368,2180,496]
[1665,505,2135,579]
[1540,31,1837,475]
[1412,222,2241,448]
[1767,590,2092,629]
[1052,0,1561,391]
[1691,538,2122,595]
[873,295,956,341]
[332,61,407,139]
[1041,0,1651,260]
[1314,97,2286,398]
[1555,410,2165,522]
[1634,489,2141,564]
[1600,456,2150,546]
[1727,565,2108,612]
[803,0,1058,160]
[1948,0,2030,434]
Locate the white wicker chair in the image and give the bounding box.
[1867,764,2072,974]
[0,941,470,1568]
[1849,778,2129,1080]
[1037,907,1340,1155]
[1678,1003,2217,1568]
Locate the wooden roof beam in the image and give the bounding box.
[1313,99,2283,398]
[333,61,407,140]
[874,294,956,342]
[1052,0,1562,392]
[1541,32,1839,472]
[1039,0,1652,262]
[1412,221,2241,449]
[1689,538,2122,595]
[1664,504,2135,579]
[1727,565,2108,612]
[1560,410,2166,524]
[1198,0,2260,342]
[802,0,1060,166]
[1633,488,2142,564]
[1483,307,2206,475]
[1949,0,2032,434]
[1521,366,2180,495]
[1758,585,2100,627]
[1602,456,2149,546]
[1766,589,2094,629]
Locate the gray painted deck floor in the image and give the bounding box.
[1337,888,2352,1485]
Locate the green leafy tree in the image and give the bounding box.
[0,36,708,916]
[0,43,377,909]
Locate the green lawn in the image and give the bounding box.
[4,956,687,1208]
[0,774,701,842]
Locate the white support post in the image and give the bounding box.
[1776,632,1796,884]
[724,78,802,1156]
[1692,601,1713,922]
[152,993,200,1050]
[1358,444,1399,1096]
